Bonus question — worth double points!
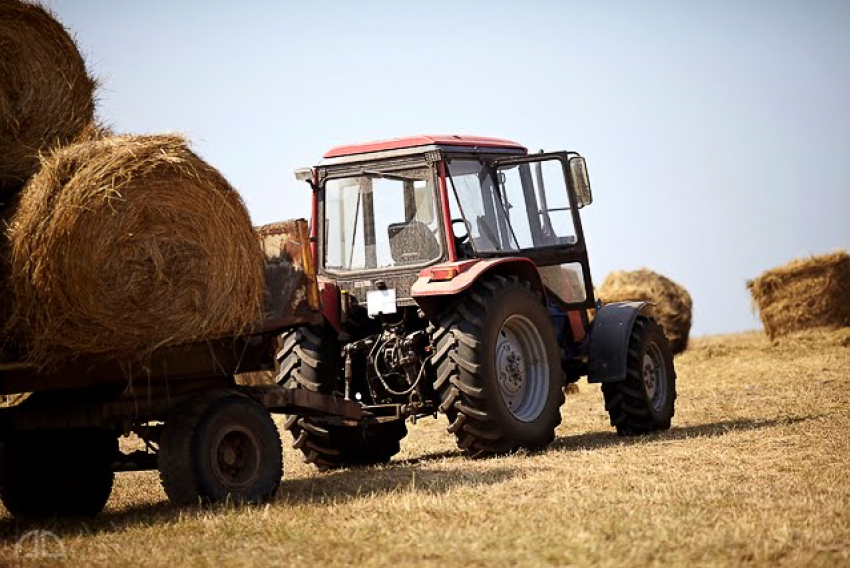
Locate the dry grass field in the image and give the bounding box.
[1,328,848,567]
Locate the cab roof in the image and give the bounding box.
[323,135,527,159]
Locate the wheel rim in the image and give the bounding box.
[643,342,667,411]
[210,425,262,492]
[495,314,550,422]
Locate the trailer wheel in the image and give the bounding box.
[158,391,282,505]
[277,326,408,471]
[0,428,116,519]
[431,275,565,457]
[602,316,677,435]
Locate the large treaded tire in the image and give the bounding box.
[0,428,116,519]
[158,390,282,505]
[431,275,565,457]
[277,326,408,471]
[602,316,677,435]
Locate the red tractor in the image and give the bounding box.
[281,135,676,468]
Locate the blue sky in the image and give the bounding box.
[46,0,850,336]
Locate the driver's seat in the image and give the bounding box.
[388,221,440,265]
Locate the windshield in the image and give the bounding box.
[446,159,577,254]
[323,167,442,272]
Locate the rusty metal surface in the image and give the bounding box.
[0,334,269,395]
[0,383,362,430]
[242,385,363,420]
[255,218,322,332]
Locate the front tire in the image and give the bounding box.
[602,316,677,435]
[431,275,565,457]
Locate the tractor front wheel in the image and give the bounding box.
[602,316,677,435]
[431,275,565,457]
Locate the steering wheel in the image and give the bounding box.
[451,218,470,244]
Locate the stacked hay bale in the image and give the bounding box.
[1,1,265,369]
[0,194,15,339]
[0,0,96,194]
[1,0,96,334]
[596,269,692,354]
[747,251,850,340]
[6,135,265,366]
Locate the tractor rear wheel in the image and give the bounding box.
[0,428,116,519]
[431,275,565,457]
[277,326,408,471]
[602,316,676,435]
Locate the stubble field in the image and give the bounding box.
[1,328,848,567]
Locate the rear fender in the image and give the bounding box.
[587,301,650,383]
[411,258,545,320]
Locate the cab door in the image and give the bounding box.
[491,152,594,309]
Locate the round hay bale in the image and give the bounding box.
[5,134,264,367]
[0,193,16,331]
[747,251,850,340]
[0,0,96,193]
[596,269,692,354]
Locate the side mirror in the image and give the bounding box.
[294,167,313,181]
[569,156,592,208]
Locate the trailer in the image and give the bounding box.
[0,219,359,519]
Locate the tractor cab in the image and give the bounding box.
[297,135,595,324]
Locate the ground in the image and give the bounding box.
[1,329,848,567]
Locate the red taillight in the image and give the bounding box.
[429,266,459,281]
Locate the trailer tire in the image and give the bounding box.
[0,428,116,519]
[602,316,677,435]
[158,391,282,506]
[431,275,565,457]
[277,326,408,471]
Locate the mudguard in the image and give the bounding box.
[586,301,650,383]
[411,257,546,320]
